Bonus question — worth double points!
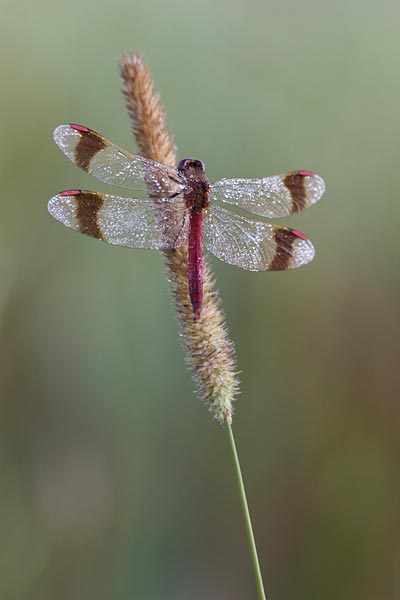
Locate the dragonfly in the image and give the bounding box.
[48,124,325,319]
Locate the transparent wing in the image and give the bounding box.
[209,171,325,218]
[48,190,188,250]
[53,124,184,196]
[203,204,315,271]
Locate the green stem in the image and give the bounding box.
[226,422,267,600]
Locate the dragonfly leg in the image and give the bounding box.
[168,175,183,185]
[168,190,181,199]
[171,207,189,249]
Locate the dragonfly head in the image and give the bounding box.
[177,158,206,175]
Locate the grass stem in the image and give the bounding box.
[226,423,267,600]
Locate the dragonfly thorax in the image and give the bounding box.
[178,158,210,211]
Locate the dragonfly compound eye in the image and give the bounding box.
[177,158,205,173]
[177,158,189,170]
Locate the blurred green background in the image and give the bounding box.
[1,0,399,598]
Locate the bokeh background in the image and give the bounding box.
[1,0,399,598]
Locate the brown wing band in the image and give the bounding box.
[283,172,307,213]
[269,228,297,271]
[74,130,106,172]
[76,192,104,240]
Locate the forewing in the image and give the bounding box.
[203,205,314,271]
[210,171,325,218]
[48,190,188,250]
[53,124,184,196]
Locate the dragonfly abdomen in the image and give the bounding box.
[178,158,210,319]
[188,207,204,319]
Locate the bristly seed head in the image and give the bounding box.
[119,53,239,424]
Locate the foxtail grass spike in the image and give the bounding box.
[119,54,239,424]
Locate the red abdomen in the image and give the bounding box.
[188,208,203,319]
